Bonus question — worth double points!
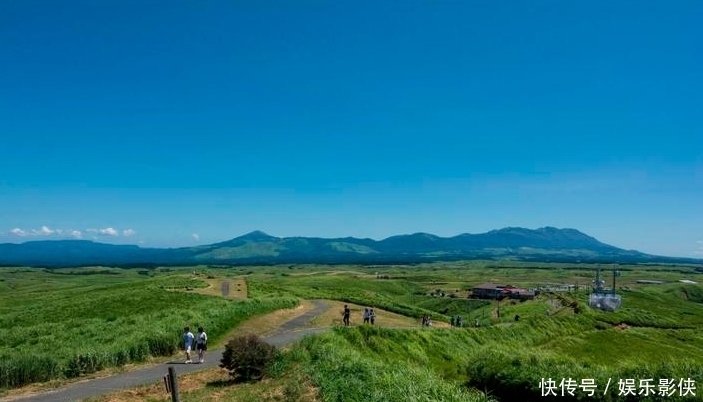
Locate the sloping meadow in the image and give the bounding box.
[247,269,703,401]
[0,269,297,389]
[286,322,702,402]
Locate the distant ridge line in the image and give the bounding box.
[1,227,701,267]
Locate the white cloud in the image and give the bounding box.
[99,227,119,236]
[86,228,99,234]
[10,228,27,236]
[9,226,61,237]
[192,233,200,241]
[70,230,82,239]
[38,226,54,236]
[122,229,136,237]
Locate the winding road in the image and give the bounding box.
[5,300,330,402]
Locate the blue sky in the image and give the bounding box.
[1,1,701,257]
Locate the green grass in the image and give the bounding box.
[280,327,495,402]
[285,324,702,402]
[0,267,298,389]
[241,262,703,401]
[5,260,703,402]
[247,272,441,320]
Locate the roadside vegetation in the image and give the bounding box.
[0,267,296,389]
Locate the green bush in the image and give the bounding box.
[220,334,278,382]
[64,352,105,378]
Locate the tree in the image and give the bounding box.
[220,334,278,382]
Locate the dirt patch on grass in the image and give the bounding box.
[307,300,450,329]
[191,276,248,299]
[614,323,630,330]
[265,373,321,402]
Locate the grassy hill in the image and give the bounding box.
[3,261,703,401]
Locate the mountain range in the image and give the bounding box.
[1,227,701,267]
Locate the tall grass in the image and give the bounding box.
[4,263,703,400]
[289,326,702,402]
[286,328,495,402]
[245,266,703,400]
[0,270,298,389]
[464,348,703,401]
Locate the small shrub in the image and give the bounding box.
[220,334,278,382]
[64,352,104,378]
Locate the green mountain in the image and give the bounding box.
[1,227,701,267]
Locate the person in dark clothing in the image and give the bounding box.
[343,304,351,326]
[450,316,455,327]
[195,326,208,363]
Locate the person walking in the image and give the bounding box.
[363,308,370,324]
[183,326,195,363]
[369,308,376,325]
[195,326,208,363]
[343,304,351,326]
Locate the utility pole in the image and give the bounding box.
[612,270,620,295]
[167,366,181,402]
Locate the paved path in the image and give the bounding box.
[5,300,330,402]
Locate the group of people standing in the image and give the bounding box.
[422,315,465,327]
[421,314,433,327]
[341,304,377,326]
[363,307,376,324]
[182,326,208,364]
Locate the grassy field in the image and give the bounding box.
[240,263,703,400]
[3,261,703,401]
[0,266,297,389]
